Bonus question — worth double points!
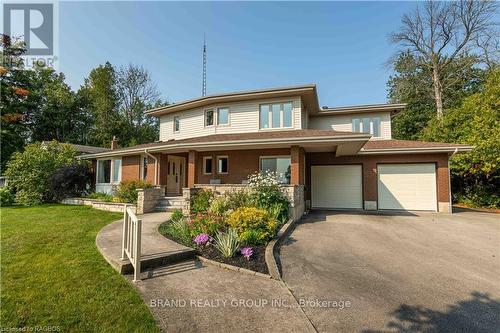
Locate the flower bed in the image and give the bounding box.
[158,171,290,275]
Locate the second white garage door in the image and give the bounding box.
[377,164,437,211]
[311,165,363,209]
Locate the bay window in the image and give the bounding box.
[217,107,229,125]
[260,156,291,184]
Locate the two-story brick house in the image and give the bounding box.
[81,84,472,214]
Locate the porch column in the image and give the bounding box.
[291,146,305,185]
[187,150,197,188]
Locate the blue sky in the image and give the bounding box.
[59,1,416,106]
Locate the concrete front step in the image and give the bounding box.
[120,249,197,274]
[155,196,186,212]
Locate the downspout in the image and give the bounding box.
[144,149,158,186]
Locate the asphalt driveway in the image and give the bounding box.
[280,209,500,332]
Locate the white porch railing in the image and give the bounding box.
[121,205,142,282]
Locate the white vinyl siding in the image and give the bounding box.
[377,164,437,211]
[309,112,392,139]
[311,165,363,209]
[159,96,302,141]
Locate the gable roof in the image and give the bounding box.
[145,84,320,117]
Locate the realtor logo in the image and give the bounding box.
[2,1,58,69]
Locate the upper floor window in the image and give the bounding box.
[259,102,293,129]
[173,116,180,132]
[352,117,381,137]
[217,107,229,125]
[205,109,214,127]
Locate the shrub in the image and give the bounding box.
[0,187,15,206]
[171,209,184,222]
[225,189,254,210]
[159,218,192,247]
[226,207,277,243]
[208,196,230,216]
[114,179,153,204]
[239,229,266,246]
[248,171,290,222]
[190,189,214,213]
[214,228,240,258]
[86,192,113,202]
[50,163,92,201]
[5,141,78,205]
[188,212,225,237]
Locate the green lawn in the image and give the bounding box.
[0,204,159,332]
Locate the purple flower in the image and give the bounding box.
[194,233,210,245]
[240,247,253,259]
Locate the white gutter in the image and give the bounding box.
[79,133,372,159]
[144,149,158,186]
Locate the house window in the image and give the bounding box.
[260,157,291,184]
[112,159,121,183]
[97,159,111,184]
[352,117,381,137]
[142,156,148,180]
[259,102,293,129]
[217,107,229,125]
[173,116,180,132]
[205,109,214,127]
[203,156,213,174]
[362,118,370,134]
[352,118,361,132]
[217,156,228,174]
[260,105,270,129]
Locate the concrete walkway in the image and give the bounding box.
[96,212,196,274]
[96,212,315,332]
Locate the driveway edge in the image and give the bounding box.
[265,216,302,280]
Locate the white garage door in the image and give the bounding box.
[378,164,437,211]
[311,165,363,209]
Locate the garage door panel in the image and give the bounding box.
[378,164,437,211]
[311,165,362,209]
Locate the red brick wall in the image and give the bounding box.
[196,148,291,184]
[122,155,141,181]
[305,152,450,203]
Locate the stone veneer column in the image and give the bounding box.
[187,150,197,188]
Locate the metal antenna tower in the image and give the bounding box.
[202,34,207,96]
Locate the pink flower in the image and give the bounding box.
[194,233,210,245]
[240,247,253,259]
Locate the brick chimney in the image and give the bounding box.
[111,136,118,150]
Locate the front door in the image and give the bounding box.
[166,156,185,196]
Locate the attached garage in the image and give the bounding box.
[311,165,363,209]
[377,163,437,211]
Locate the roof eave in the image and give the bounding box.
[79,133,371,159]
